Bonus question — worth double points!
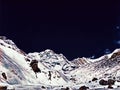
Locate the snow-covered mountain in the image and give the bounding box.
[1,36,120,89]
[71,57,91,66]
[27,49,76,72]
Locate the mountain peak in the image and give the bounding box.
[1,37,120,89]
[44,49,54,53]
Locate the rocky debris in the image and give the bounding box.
[48,71,52,80]
[41,86,46,89]
[99,79,115,86]
[72,58,89,66]
[108,79,115,85]
[25,58,30,62]
[2,72,7,80]
[99,79,108,85]
[65,87,69,90]
[30,60,41,74]
[70,78,76,82]
[79,86,89,90]
[92,77,98,81]
[107,79,115,89]
[108,84,113,89]
[61,87,69,90]
[0,86,7,90]
[118,85,120,87]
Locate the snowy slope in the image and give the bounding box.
[1,37,120,89]
[0,42,37,85]
[27,49,77,73]
[69,49,120,83]
[0,39,69,86]
[71,57,91,66]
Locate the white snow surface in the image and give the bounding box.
[1,37,120,89]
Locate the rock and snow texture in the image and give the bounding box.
[0,38,69,86]
[1,36,120,89]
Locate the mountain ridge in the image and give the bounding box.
[1,36,120,89]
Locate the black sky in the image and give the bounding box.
[0,1,120,60]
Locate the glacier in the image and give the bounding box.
[0,36,120,89]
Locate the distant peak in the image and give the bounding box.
[45,49,54,53]
[0,36,26,55]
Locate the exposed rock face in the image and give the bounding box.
[92,77,98,81]
[0,86,7,90]
[41,86,46,89]
[108,79,115,85]
[99,79,108,85]
[48,71,51,80]
[99,79,115,86]
[108,84,113,89]
[2,72,7,80]
[30,60,41,73]
[65,87,69,90]
[110,51,120,59]
[107,79,115,89]
[72,57,90,66]
[79,86,89,90]
[61,87,69,90]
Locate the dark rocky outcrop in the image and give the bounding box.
[0,86,7,90]
[41,86,46,89]
[25,58,30,62]
[65,87,69,90]
[108,79,115,85]
[99,79,115,86]
[61,87,69,90]
[107,79,115,89]
[92,77,98,81]
[30,60,41,74]
[99,79,108,85]
[79,86,89,90]
[2,72,7,80]
[108,84,113,89]
[48,71,52,80]
[70,78,76,82]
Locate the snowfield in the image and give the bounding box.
[0,36,120,89]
